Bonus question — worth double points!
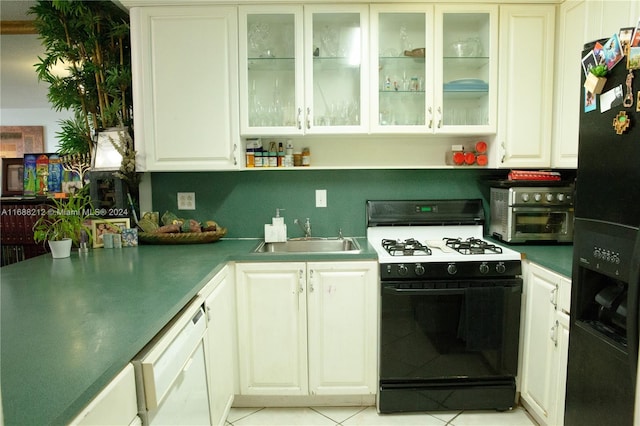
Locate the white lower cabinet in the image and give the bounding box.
[235,261,378,396]
[69,364,140,426]
[200,266,237,426]
[519,261,571,426]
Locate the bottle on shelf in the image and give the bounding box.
[284,140,294,167]
[277,142,285,167]
[302,148,311,166]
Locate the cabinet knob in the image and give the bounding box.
[428,107,433,129]
[297,107,302,130]
[306,107,312,129]
[437,107,442,128]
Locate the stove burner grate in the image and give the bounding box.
[382,238,432,256]
[444,237,503,255]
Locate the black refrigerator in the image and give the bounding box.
[565,40,640,425]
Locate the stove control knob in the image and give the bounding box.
[479,263,490,274]
[496,262,506,274]
[447,263,458,275]
[521,193,530,202]
[557,193,566,202]
[414,264,425,276]
[397,264,408,276]
[534,193,542,202]
[546,193,554,202]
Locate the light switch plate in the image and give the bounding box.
[316,189,327,208]
[177,192,196,210]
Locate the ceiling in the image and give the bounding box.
[1,1,52,109]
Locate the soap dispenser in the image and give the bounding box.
[264,208,287,243]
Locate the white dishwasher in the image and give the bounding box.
[132,298,212,426]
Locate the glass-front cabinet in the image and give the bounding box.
[370,5,497,134]
[239,5,368,136]
[239,6,303,135]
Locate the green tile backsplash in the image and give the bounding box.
[151,169,503,238]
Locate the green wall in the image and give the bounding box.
[151,169,504,238]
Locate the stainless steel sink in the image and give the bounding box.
[253,238,361,254]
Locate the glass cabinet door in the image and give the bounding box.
[239,6,303,135]
[371,6,432,132]
[436,6,497,133]
[305,5,368,134]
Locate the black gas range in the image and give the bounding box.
[367,200,523,414]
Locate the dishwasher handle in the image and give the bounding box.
[133,301,207,411]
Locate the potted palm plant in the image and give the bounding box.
[29,1,140,191]
[33,188,94,258]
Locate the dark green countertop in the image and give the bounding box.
[517,244,574,278]
[0,238,376,426]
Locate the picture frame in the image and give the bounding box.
[602,33,624,71]
[619,27,635,55]
[92,129,123,171]
[0,126,44,158]
[91,218,130,248]
[628,46,640,69]
[581,51,597,77]
[88,171,127,216]
[21,153,64,196]
[1,158,24,196]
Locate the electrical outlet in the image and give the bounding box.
[177,192,196,210]
[316,189,327,208]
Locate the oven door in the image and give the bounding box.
[379,279,522,413]
[510,207,574,242]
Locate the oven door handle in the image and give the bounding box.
[383,287,466,296]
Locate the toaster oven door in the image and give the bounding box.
[510,207,574,242]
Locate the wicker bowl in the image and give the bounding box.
[138,228,227,245]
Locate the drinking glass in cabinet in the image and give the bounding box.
[311,13,362,127]
[246,14,297,128]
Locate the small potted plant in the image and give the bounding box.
[33,189,94,258]
[584,63,608,94]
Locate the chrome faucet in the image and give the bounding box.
[294,218,312,238]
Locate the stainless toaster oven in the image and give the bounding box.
[490,186,574,243]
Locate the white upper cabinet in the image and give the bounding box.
[239,6,304,135]
[436,5,498,134]
[496,5,555,168]
[131,6,240,171]
[370,5,433,133]
[551,0,585,168]
[239,5,369,136]
[370,5,497,134]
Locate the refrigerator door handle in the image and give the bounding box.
[627,229,640,386]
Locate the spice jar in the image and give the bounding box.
[254,150,263,167]
[302,148,311,166]
[293,151,302,167]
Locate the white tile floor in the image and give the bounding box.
[226,406,538,426]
